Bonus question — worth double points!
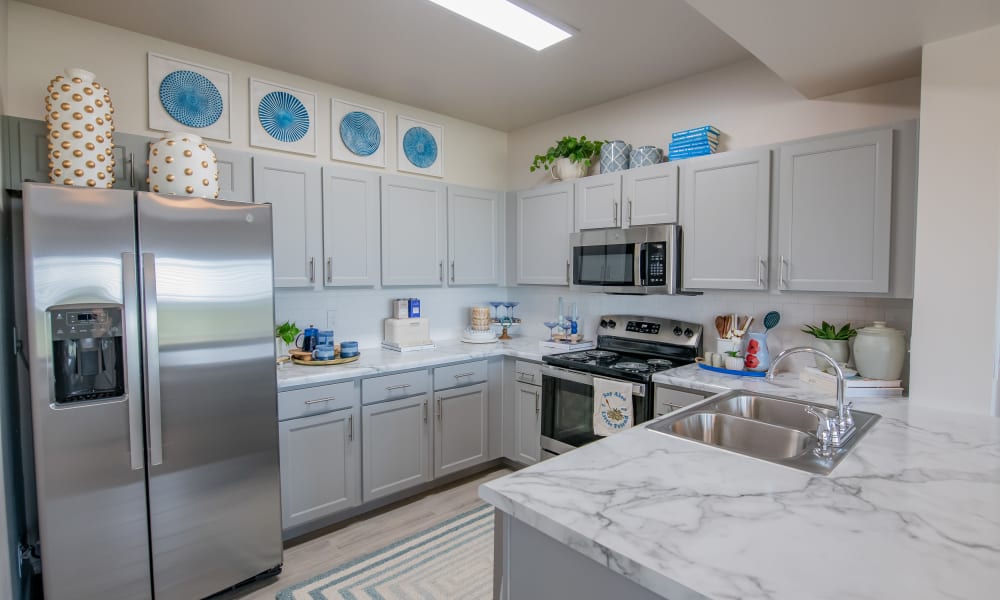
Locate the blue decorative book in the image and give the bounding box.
[672,125,719,140]
[671,131,719,144]
[669,140,718,151]
[669,149,714,160]
[669,145,717,154]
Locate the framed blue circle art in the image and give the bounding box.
[258,91,310,143]
[159,70,224,128]
[339,111,381,157]
[403,126,438,168]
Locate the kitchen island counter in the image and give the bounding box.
[480,365,1000,599]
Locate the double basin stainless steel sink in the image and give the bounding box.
[647,390,880,475]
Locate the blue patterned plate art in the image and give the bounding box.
[403,126,438,168]
[258,91,310,143]
[159,70,224,128]
[339,111,380,156]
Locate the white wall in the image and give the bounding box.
[5,2,508,190]
[508,59,919,190]
[909,24,1000,415]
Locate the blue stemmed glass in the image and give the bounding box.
[507,301,520,320]
[503,301,515,320]
[490,301,504,321]
[544,321,560,342]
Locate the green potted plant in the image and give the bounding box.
[275,321,300,358]
[530,136,604,181]
[801,321,857,368]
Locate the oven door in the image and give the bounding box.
[540,365,648,455]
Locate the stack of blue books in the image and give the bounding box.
[668,126,720,161]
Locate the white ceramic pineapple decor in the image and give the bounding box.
[44,68,116,187]
[147,132,219,198]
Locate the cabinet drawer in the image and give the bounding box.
[514,360,541,385]
[433,360,488,390]
[279,380,359,421]
[362,370,430,405]
[654,385,713,417]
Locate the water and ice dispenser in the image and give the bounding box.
[48,305,125,403]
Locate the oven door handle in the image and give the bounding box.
[541,364,646,396]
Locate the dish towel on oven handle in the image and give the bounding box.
[593,377,634,436]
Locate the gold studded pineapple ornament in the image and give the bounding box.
[147,132,219,199]
[44,68,116,188]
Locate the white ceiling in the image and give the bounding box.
[20,0,751,131]
[685,0,1000,98]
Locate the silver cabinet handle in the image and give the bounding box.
[141,253,163,467]
[386,383,411,391]
[348,414,354,441]
[780,255,789,288]
[627,199,633,225]
[128,152,136,188]
[453,371,475,379]
[309,257,316,283]
[437,397,442,421]
[534,390,541,414]
[612,200,619,226]
[304,397,334,405]
[517,371,536,383]
[326,257,332,283]
[757,256,767,288]
[122,252,144,471]
[439,260,443,282]
[423,400,428,423]
[566,260,570,284]
[451,261,456,282]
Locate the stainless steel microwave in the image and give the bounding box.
[569,224,686,294]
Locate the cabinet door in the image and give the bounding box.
[574,172,622,230]
[362,395,432,502]
[3,116,50,190]
[253,155,322,288]
[434,383,488,478]
[381,175,446,286]
[624,163,679,226]
[516,182,574,285]
[448,185,500,285]
[213,146,253,202]
[112,132,153,190]
[514,383,541,465]
[278,407,361,530]
[322,166,381,287]
[680,148,771,290]
[778,129,893,293]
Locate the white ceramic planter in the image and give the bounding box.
[853,321,905,380]
[147,132,219,198]
[44,68,116,188]
[811,338,849,369]
[550,157,588,181]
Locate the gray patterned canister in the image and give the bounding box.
[600,140,631,173]
[630,145,663,168]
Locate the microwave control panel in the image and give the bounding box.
[644,242,667,286]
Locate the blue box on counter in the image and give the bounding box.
[408,298,421,318]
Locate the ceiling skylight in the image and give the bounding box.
[426,0,573,51]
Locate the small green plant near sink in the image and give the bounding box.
[275,321,301,345]
[801,322,857,340]
[530,136,604,173]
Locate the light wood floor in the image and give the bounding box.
[224,466,512,600]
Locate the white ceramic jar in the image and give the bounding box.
[147,132,219,198]
[852,321,905,380]
[44,68,116,188]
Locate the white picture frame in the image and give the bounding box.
[331,99,386,168]
[148,53,232,142]
[249,78,317,156]
[397,115,444,178]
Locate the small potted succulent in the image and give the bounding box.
[801,321,857,368]
[530,136,604,181]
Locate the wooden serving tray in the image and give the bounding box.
[291,354,360,367]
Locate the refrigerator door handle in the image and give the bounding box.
[142,252,164,466]
[122,252,144,471]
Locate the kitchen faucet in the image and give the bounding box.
[766,347,856,457]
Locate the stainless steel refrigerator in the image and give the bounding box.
[16,182,282,599]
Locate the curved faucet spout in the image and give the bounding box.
[766,346,855,448]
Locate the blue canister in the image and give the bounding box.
[630,145,663,168]
[297,325,318,352]
[340,341,359,358]
[408,298,421,318]
[600,140,631,173]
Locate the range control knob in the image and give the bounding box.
[684,328,695,338]
[600,319,608,328]
[672,326,683,336]
[607,320,617,329]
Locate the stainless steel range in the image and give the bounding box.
[541,314,703,456]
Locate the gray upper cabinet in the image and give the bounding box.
[362,394,432,502]
[381,175,447,286]
[448,185,501,285]
[3,116,50,190]
[516,181,574,285]
[322,166,381,287]
[777,129,893,293]
[433,382,489,478]
[212,146,253,202]
[111,131,153,191]
[575,172,622,230]
[278,406,360,531]
[253,155,322,288]
[514,381,542,466]
[680,148,771,290]
[623,163,679,227]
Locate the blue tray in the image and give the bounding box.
[698,362,767,377]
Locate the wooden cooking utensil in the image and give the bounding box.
[715,316,727,339]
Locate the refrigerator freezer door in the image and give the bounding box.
[21,184,152,600]
[136,193,282,600]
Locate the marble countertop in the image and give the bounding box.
[277,337,546,391]
[481,364,1000,599]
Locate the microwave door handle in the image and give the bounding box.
[635,243,644,287]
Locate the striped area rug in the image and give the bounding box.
[276,503,494,600]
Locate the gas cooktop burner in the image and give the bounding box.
[612,362,651,372]
[647,358,675,368]
[586,350,618,359]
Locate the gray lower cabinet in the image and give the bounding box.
[433,383,489,478]
[362,394,433,502]
[278,406,361,530]
[514,382,542,465]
